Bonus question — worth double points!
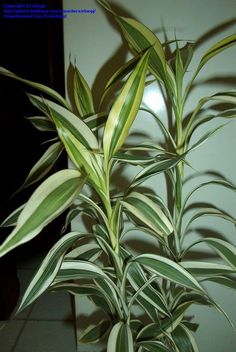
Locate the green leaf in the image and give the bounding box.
[103,50,150,162]
[19,142,63,190]
[84,112,108,131]
[121,192,173,237]
[17,231,87,312]
[0,66,68,107]
[181,261,235,276]
[79,320,111,343]
[133,254,205,293]
[73,66,94,117]
[27,116,56,132]
[138,340,171,352]
[115,16,167,82]
[129,155,184,190]
[196,34,236,76]
[0,169,85,257]
[0,204,25,228]
[128,263,170,317]
[189,238,236,269]
[137,301,191,340]
[107,322,134,352]
[172,324,199,352]
[188,123,229,152]
[100,55,141,108]
[202,276,236,290]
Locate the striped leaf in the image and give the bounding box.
[73,66,94,117]
[196,34,236,75]
[202,276,236,290]
[138,341,171,352]
[0,204,25,228]
[107,322,134,352]
[133,254,204,293]
[19,142,63,190]
[121,192,173,237]
[18,231,87,312]
[28,95,106,196]
[28,95,99,151]
[129,155,183,190]
[115,16,167,82]
[0,66,68,107]
[65,243,101,261]
[137,301,191,340]
[103,50,150,162]
[189,238,236,269]
[100,55,141,108]
[128,263,170,316]
[84,112,108,131]
[0,169,85,257]
[181,261,235,276]
[79,320,111,343]
[27,116,56,132]
[183,208,236,237]
[172,324,199,352]
[54,259,107,282]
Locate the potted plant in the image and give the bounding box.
[0,0,236,350]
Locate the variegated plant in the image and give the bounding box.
[1,0,236,350]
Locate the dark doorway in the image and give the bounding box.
[0,0,65,319]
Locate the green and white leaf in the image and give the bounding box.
[79,320,111,343]
[1,204,25,228]
[181,261,235,276]
[73,66,94,117]
[133,254,205,293]
[0,169,85,257]
[137,340,171,352]
[107,322,134,352]
[18,231,87,312]
[103,50,150,162]
[172,324,199,352]
[121,192,173,237]
[19,142,63,190]
[0,66,68,107]
[27,116,56,132]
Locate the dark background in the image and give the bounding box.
[0,0,65,319]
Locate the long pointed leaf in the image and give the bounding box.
[0,170,85,257]
[103,50,150,161]
[107,322,134,352]
[133,254,205,293]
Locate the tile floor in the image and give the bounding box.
[0,251,77,352]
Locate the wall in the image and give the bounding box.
[63,1,236,351]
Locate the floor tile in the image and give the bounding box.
[29,290,74,321]
[0,320,25,352]
[13,321,77,352]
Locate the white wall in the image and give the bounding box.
[63,1,236,351]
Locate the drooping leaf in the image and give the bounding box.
[17,231,87,312]
[172,324,199,352]
[107,322,134,352]
[0,169,85,257]
[128,155,184,190]
[27,116,56,132]
[196,34,236,76]
[137,340,171,352]
[128,263,170,316]
[133,254,205,293]
[18,142,63,190]
[0,66,68,107]
[103,50,150,162]
[121,192,173,237]
[79,320,111,343]
[0,204,25,228]
[181,261,235,276]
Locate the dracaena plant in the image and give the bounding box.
[0,0,236,351]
